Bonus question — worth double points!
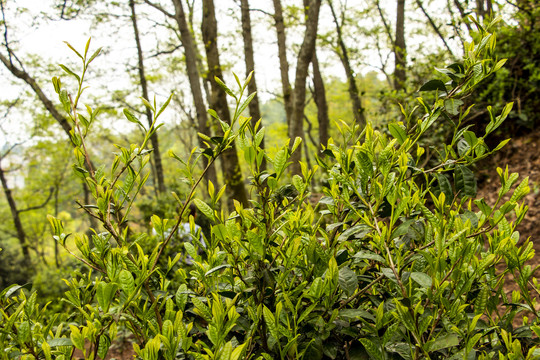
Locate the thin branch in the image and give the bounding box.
[148,43,183,58]
[416,0,454,56]
[18,187,54,213]
[0,141,21,159]
[143,0,174,18]
[0,0,12,64]
[375,0,394,44]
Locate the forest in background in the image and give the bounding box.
[0,0,540,358]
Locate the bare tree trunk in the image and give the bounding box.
[394,0,407,91]
[328,0,366,128]
[170,0,218,187]
[0,160,31,264]
[202,0,248,208]
[129,0,166,194]
[184,0,212,104]
[272,0,294,130]
[240,0,266,170]
[290,0,322,175]
[311,54,328,149]
[476,0,492,19]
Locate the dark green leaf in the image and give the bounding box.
[454,165,477,197]
[339,309,375,321]
[353,251,385,263]
[419,80,446,92]
[444,99,464,116]
[338,225,370,242]
[425,333,459,352]
[436,174,453,204]
[410,272,432,288]
[205,264,232,276]
[338,266,358,296]
[48,338,74,347]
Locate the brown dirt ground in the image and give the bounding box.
[477,129,540,320]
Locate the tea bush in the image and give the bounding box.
[2,18,540,360]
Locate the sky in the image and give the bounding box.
[0,0,472,147]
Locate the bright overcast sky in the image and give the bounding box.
[1,0,488,146]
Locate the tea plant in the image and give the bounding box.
[1,17,540,360]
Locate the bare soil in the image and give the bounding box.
[477,129,540,319]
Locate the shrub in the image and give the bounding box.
[1,18,540,360]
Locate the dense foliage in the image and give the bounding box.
[1,18,540,360]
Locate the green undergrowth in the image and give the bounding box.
[1,17,540,360]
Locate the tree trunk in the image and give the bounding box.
[394,0,407,91]
[289,0,322,175]
[311,53,329,149]
[171,0,218,187]
[129,0,166,194]
[476,0,492,19]
[0,160,31,264]
[272,0,294,130]
[202,0,248,209]
[328,0,366,128]
[240,0,266,170]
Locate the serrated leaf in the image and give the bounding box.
[291,137,302,153]
[118,269,135,295]
[360,338,383,360]
[87,47,102,64]
[292,174,305,193]
[338,225,370,242]
[274,149,287,175]
[48,338,73,347]
[425,333,459,352]
[96,282,117,312]
[254,127,265,147]
[454,165,477,197]
[419,79,446,92]
[510,177,529,202]
[338,266,358,296]
[175,284,188,311]
[156,93,173,119]
[64,41,83,59]
[444,98,464,116]
[388,123,407,144]
[410,272,432,288]
[339,308,375,321]
[97,335,111,359]
[123,109,143,128]
[353,251,385,263]
[263,306,280,342]
[237,92,256,117]
[193,199,214,219]
[492,58,507,72]
[205,264,232,276]
[463,131,478,147]
[214,76,236,99]
[59,64,80,82]
[437,174,453,204]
